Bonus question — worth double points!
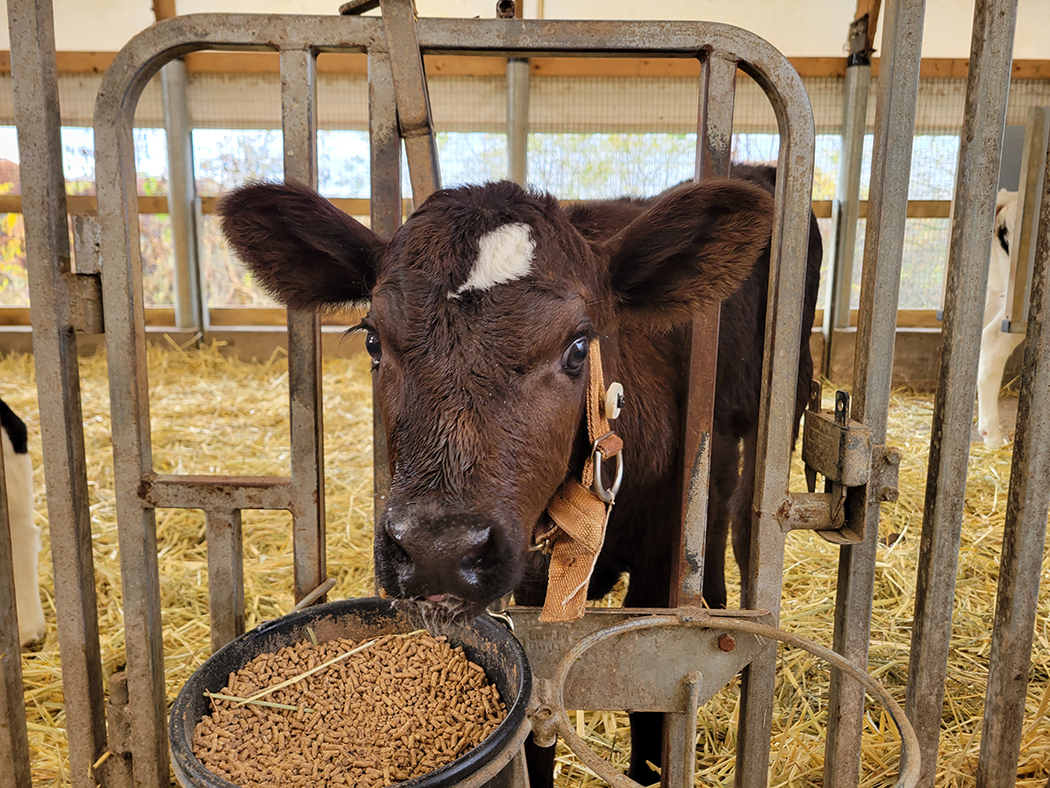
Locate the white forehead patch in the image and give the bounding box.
[449,222,535,298]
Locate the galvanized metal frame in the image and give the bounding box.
[545,613,919,788]
[85,12,819,786]
[822,2,927,786]
[906,1,1019,786]
[977,133,1050,788]
[0,4,961,787]
[6,2,125,787]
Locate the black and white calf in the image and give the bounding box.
[976,190,1025,447]
[1,397,45,646]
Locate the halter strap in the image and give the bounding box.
[537,339,624,623]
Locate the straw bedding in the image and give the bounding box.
[1,343,1047,787]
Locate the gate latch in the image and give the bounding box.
[781,382,900,544]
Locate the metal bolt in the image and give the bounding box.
[717,634,735,652]
[530,704,557,748]
[880,486,900,503]
[532,704,554,720]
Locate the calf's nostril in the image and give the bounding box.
[459,528,493,568]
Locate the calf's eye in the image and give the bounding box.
[561,335,590,377]
[365,330,382,367]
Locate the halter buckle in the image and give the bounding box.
[591,431,623,504]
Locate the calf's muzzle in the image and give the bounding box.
[377,503,517,603]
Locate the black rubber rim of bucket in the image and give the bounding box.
[169,597,531,788]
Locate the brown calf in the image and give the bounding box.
[219,164,821,783]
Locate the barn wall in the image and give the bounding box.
[0,0,1048,60]
[2,71,1049,133]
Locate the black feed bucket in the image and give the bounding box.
[169,597,531,788]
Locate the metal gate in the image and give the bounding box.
[2,0,1045,787]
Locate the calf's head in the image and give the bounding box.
[220,178,772,616]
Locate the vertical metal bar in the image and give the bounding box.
[735,70,816,788]
[280,47,326,604]
[205,509,244,651]
[666,53,735,788]
[663,672,702,788]
[368,48,401,530]
[823,2,925,786]
[672,53,736,610]
[1005,108,1050,333]
[8,1,124,786]
[98,124,169,788]
[507,749,531,788]
[822,53,871,374]
[905,2,1017,785]
[161,59,204,332]
[379,0,441,205]
[98,117,169,788]
[507,58,530,185]
[0,441,31,788]
[976,141,1050,788]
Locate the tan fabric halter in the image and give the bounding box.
[537,339,624,623]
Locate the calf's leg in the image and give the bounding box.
[704,432,740,610]
[3,435,44,646]
[623,560,671,785]
[977,312,1024,447]
[729,429,757,602]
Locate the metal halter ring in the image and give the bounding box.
[591,432,623,504]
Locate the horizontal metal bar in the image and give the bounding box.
[138,475,293,511]
[777,492,837,531]
[512,607,767,712]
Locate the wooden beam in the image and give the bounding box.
[0,305,941,329]
[0,194,954,219]
[809,199,952,219]
[531,56,700,78]
[813,308,941,328]
[3,50,1050,80]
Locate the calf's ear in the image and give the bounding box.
[606,180,774,330]
[218,181,385,310]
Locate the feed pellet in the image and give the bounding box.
[192,630,507,787]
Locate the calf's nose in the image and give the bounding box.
[384,516,496,599]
